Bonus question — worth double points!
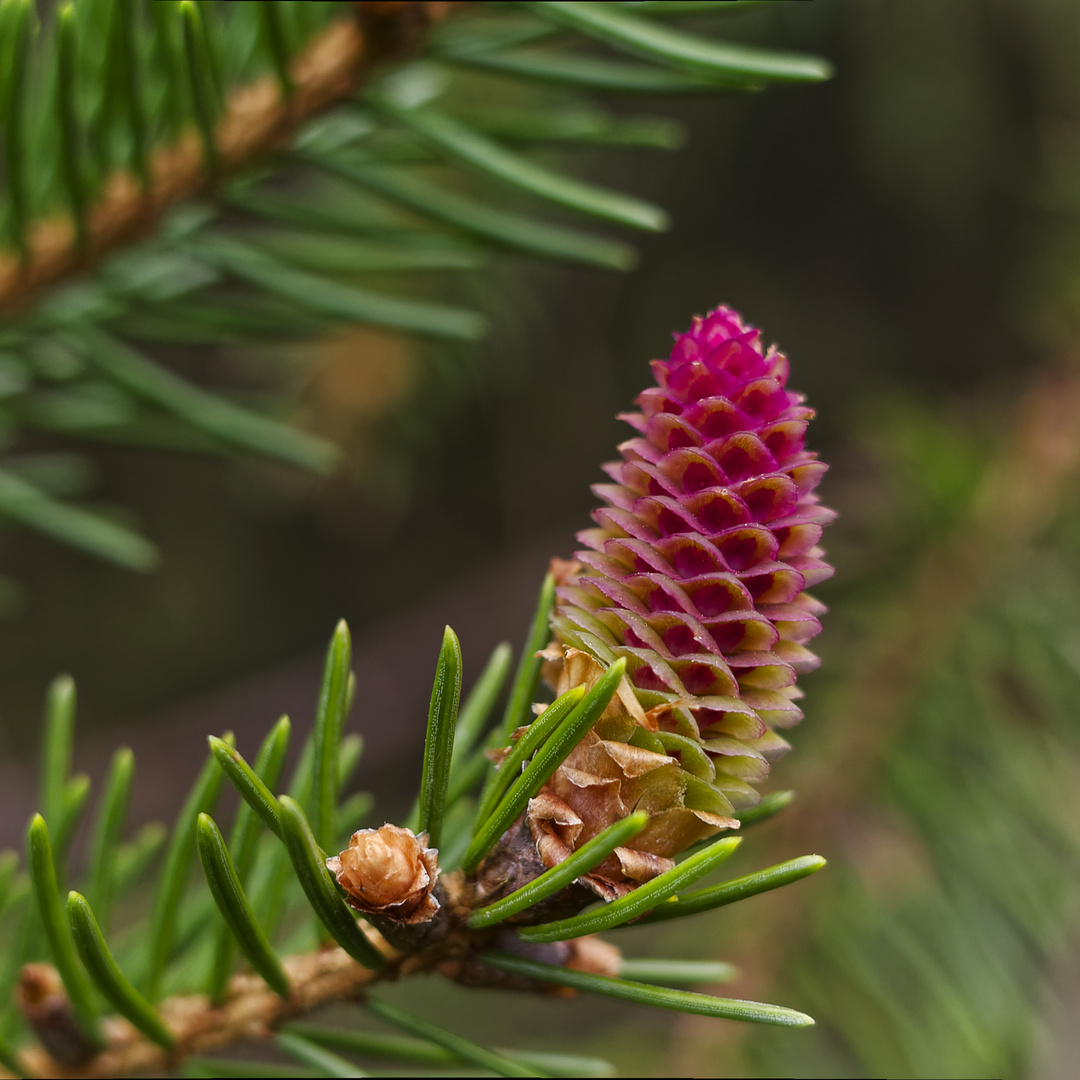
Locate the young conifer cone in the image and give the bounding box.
[539,305,834,898]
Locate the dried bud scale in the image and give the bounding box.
[535,305,834,889]
[527,648,737,902]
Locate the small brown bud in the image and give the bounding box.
[327,824,440,925]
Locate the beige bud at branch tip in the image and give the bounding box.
[327,824,440,925]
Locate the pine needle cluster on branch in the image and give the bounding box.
[0,0,831,578]
[0,303,833,1079]
[0,4,841,1076]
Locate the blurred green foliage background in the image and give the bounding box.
[1,1,1079,1076]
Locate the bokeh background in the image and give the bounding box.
[2,1,1079,1076]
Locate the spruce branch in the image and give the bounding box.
[0,5,457,314]
[0,302,834,1078]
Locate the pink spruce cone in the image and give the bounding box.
[550,305,835,822]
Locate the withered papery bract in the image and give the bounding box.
[540,305,834,896]
[528,647,738,901]
[327,824,440,924]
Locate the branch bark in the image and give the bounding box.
[0,3,460,315]
[14,942,391,1080]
